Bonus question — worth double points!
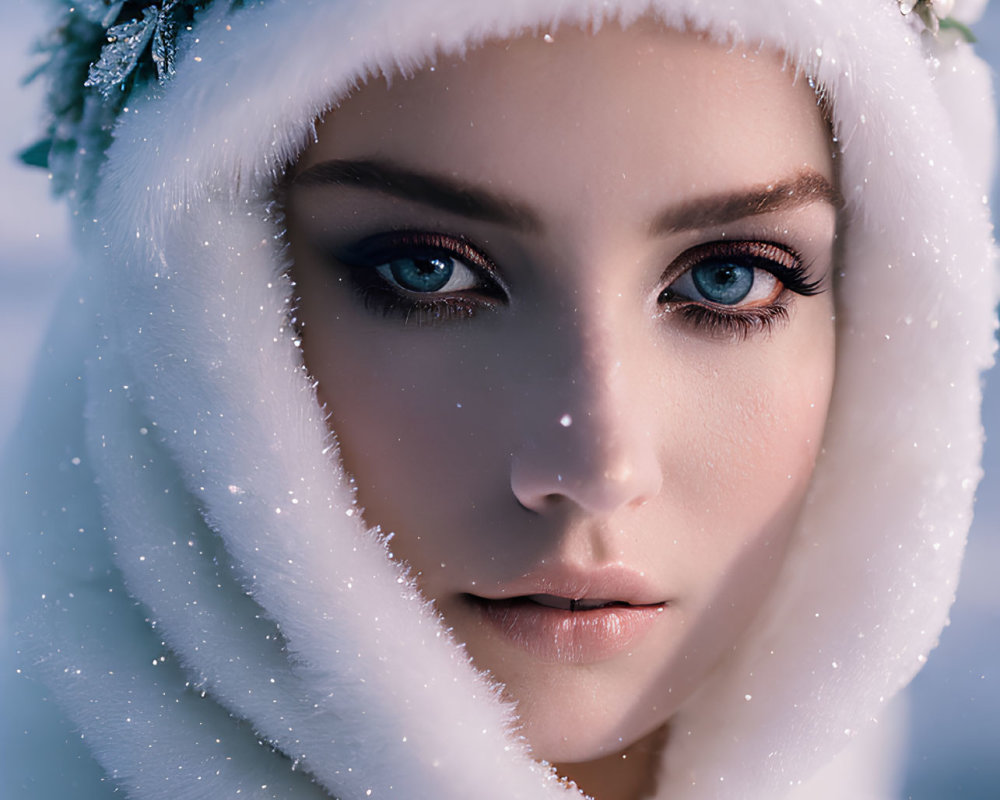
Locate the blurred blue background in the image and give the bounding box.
[0,1,996,796]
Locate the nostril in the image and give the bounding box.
[510,445,662,516]
[521,493,567,514]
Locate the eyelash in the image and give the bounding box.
[336,231,504,324]
[656,240,822,341]
[331,232,821,336]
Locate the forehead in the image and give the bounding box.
[299,24,832,222]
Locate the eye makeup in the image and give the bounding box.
[313,222,826,340]
[328,230,508,323]
[656,240,825,341]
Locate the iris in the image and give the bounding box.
[691,261,754,305]
[389,256,454,292]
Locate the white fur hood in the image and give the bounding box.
[2,0,997,798]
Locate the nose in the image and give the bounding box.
[508,331,663,516]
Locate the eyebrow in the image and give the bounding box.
[292,158,842,236]
[292,158,542,232]
[649,171,843,234]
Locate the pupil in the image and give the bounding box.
[691,261,754,305]
[390,256,454,293]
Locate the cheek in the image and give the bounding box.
[308,319,514,569]
[679,368,829,529]
[655,312,835,611]
[605,319,835,722]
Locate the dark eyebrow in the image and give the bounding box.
[650,171,843,234]
[291,158,542,232]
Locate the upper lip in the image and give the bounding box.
[469,563,668,607]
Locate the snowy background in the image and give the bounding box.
[0,1,997,796]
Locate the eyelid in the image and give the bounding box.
[663,239,822,298]
[338,230,506,291]
[664,240,797,282]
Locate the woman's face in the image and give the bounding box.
[287,25,837,766]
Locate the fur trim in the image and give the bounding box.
[5,0,996,798]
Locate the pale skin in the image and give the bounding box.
[285,23,837,800]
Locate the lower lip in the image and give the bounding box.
[468,596,665,664]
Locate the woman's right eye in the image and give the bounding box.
[335,231,506,323]
[375,253,480,295]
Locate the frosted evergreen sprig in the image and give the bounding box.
[84,2,184,98]
[20,1,230,200]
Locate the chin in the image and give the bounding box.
[496,663,675,765]
[525,709,668,766]
[449,599,692,764]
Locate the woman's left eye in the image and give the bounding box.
[657,240,823,338]
[659,241,818,308]
[665,259,781,308]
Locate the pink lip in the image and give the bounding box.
[466,564,668,664]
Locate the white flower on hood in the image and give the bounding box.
[898,0,987,33]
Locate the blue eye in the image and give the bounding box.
[691,261,755,305]
[334,230,506,323]
[375,253,480,295]
[660,242,803,311]
[386,256,455,292]
[666,258,778,308]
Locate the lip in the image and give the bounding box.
[466,564,668,664]
[479,563,666,605]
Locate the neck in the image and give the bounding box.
[555,725,669,800]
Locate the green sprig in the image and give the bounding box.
[18,1,218,199]
[939,17,977,43]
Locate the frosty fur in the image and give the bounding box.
[3,0,997,798]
